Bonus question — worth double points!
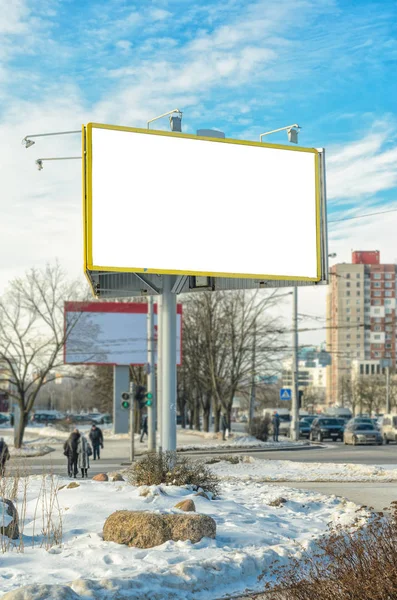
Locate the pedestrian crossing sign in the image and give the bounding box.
[279,388,292,401]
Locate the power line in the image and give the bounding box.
[329,207,397,223]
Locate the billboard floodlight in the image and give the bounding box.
[36,159,43,171]
[287,128,299,144]
[169,115,182,132]
[23,138,35,148]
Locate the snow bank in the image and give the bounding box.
[0,473,369,598]
[178,435,309,452]
[209,457,397,482]
[9,445,55,458]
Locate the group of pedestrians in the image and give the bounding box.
[63,424,104,478]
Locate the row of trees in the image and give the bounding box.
[0,262,290,446]
[339,375,397,415]
[177,290,286,431]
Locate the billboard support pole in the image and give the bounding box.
[161,275,177,453]
[147,296,156,452]
[113,365,130,435]
[291,287,299,441]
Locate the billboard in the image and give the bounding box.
[82,123,328,296]
[64,302,182,366]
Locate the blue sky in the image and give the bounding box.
[1,0,397,342]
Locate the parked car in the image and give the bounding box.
[381,414,397,444]
[263,409,291,437]
[310,417,344,442]
[347,417,374,428]
[0,414,9,426]
[300,414,319,426]
[298,418,312,439]
[344,421,383,446]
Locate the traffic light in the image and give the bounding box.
[298,390,304,409]
[134,385,146,403]
[134,386,153,407]
[121,391,131,410]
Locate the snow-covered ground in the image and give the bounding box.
[178,435,309,451]
[209,457,397,482]
[0,465,371,599]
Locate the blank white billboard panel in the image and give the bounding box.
[85,124,321,281]
[64,302,182,366]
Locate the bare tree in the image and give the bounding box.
[0,263,87,447]
[180,290,286,432]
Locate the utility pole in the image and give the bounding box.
[248,320,256,430]
[291,286,299,441]
[147,296,156,451]
[386,366,390,414]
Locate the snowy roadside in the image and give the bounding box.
[9,445,55,458]
[209,456,397,482]
[0,471,369,600]
[178,435,310,452]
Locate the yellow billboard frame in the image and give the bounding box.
[83,122,322,282]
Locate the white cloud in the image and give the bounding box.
[327,123,397,202]
[115,40,132,52]
[149,8,171,21]
[0,0,30,34]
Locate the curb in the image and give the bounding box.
[179,443,324,455]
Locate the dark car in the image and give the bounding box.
[299,419,312,439]
[310,417,344,442]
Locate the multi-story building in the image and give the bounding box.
[326,251,396,405]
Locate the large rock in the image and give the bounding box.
[174,499,196,512]
[0,498,19,540]
[92,473,108,482]
[165,513,216,543]
[103,510,216,548]
[66,482,80,489]
[0,584,80,599]
[103,511,171,548]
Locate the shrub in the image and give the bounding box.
[126,452,220,497]
[246,416,270,441]
[264,502,397,600]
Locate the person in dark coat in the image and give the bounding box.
[89,424,104,460]
[63,429,80,478]
[0,437,10,477]
[221,414,229,441]
[77,435,92,478]
[140,415,148,443]
[272,411,281,442]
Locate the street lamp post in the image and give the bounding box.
[259,124,301,440]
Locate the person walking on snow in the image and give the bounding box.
[77,434,92,479]
[221,413,229,441]
[0,437,10,477]
[89,424,103,460]
[63,429,80,478]
[272,411,281,442]
[140,414,148,443]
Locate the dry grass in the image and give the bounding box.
[1,461,63,552]
[264,503,397,600]
[126,451,220,497]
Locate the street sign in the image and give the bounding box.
[279,388,292,401]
